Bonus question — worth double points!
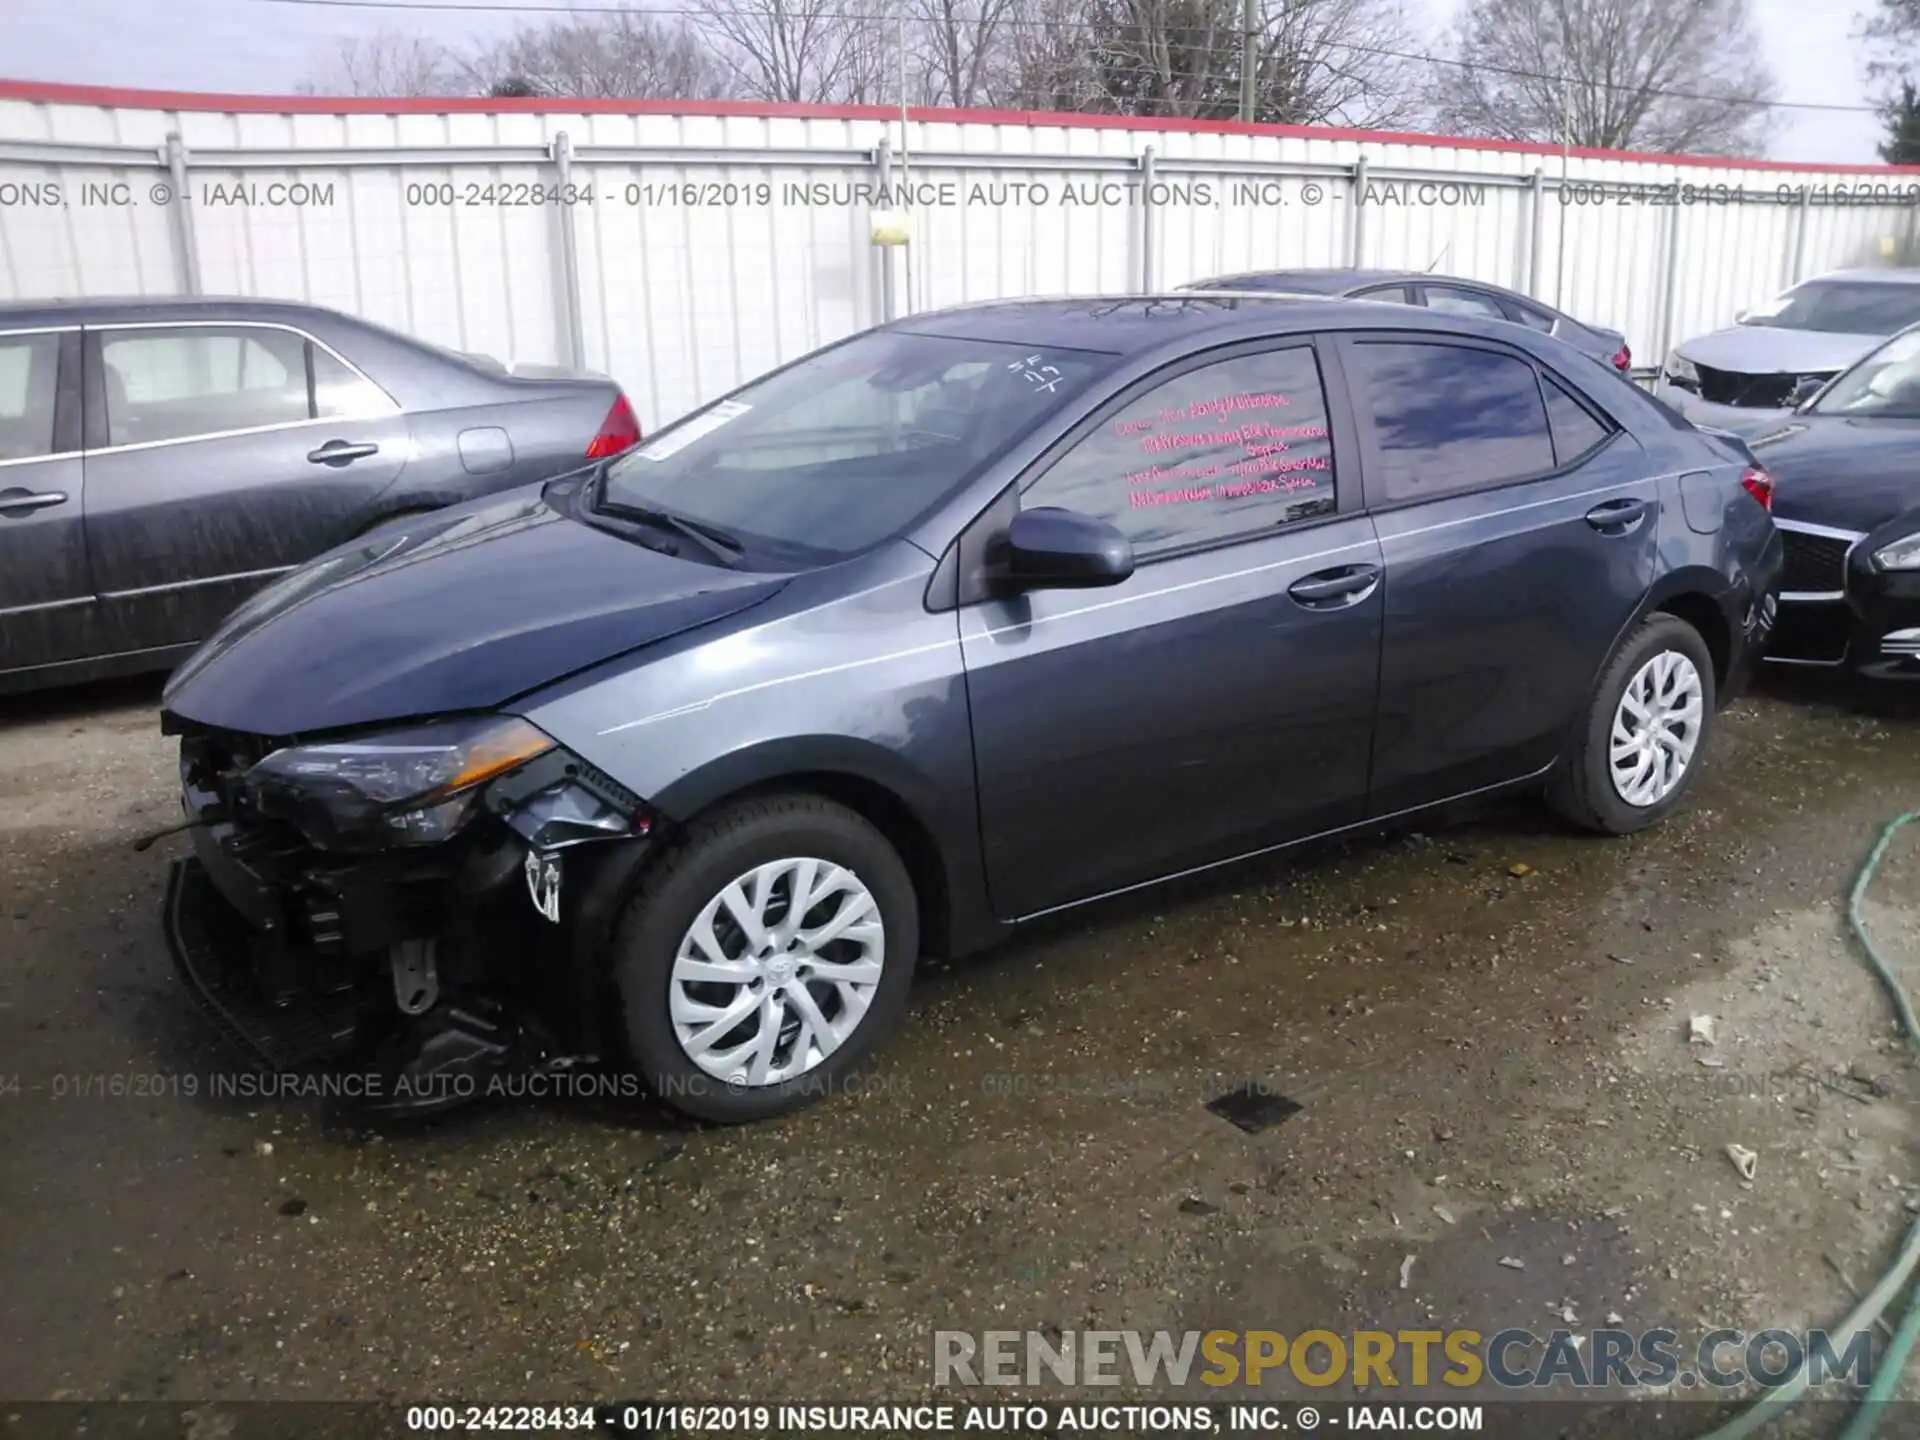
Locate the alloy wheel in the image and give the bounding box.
[667,857,885,1087]
[1608,649,1704,808]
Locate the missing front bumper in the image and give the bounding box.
[164,856,366,1072]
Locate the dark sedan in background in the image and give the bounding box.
[158,294,1780,1124]
[1180,268,1634,374]
[0,296,642,694]
[1748,323,1920,679]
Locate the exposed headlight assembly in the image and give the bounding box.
[1876,533,1920,572]
[246,715,555,851]
[1664,352,1700,390]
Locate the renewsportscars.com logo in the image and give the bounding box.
[934,1328,1877,1392]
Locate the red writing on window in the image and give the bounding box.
[1138,420,1328,454]
[1128,456,1329,509]
[1184,393,1290,420]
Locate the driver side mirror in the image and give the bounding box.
[1789,375,1825,407]
[1733,308,1751,324]
[993,506,1134,591]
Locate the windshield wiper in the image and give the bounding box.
[588,470,747,565]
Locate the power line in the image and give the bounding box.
[252,0,1887,116]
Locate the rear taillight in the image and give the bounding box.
[1611,344,1632,373]
[585,392,642,459]
[1740,465,1774,513]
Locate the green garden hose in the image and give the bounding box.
[1698,811,1920,1440]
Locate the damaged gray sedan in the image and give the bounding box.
[158,296,1779,1123]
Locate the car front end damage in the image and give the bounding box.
[160,710,658,1114]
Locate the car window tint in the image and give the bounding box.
[1349,341,1555,502]
[1542,372,1615,464]
[1423,286,1507,319]
[311,344,390,418]
[100,327,312,447]
[0,332,60,461]
[1023,347,1337,556]
[1351,285,1412,304]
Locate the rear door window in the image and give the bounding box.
[1501,300,1557,333]
[1021,346,1338,556]
[99,326,311,447]
[1347,340,1556,504]
[0,332,61,461]
[1350,285,1414,305]
[1421,285,1508,320]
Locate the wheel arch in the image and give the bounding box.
[1637,566,1738,694]
[647,736,995,960]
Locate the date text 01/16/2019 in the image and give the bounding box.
[1559,181,1920,207]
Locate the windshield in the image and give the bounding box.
[1740,280,1920,336]
[1810,327,1920,417]
[597,331,1115,562]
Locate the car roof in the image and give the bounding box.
[0,294,360,328]
[891,292,1554,358]
[1803,269,1920,286]
[1187,268,1418,294]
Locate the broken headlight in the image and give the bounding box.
[245,715,555,852]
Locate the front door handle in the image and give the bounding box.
[307,440,380,466]
[0,487,69,518]
[1585,498,1649,534]
[1288,563,1381,609]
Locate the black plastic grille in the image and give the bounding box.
[1696,364,1805,409]
[1780,529,1851,594]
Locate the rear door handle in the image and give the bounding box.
[307,440,380,466]
[0,487,69,517]
[1585,498,1649,533]
[1288,563,1381,609]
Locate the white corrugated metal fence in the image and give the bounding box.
[4,85,1919,428]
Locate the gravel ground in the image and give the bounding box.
[3,672,1920,1437]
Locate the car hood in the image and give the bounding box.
[162,486,790,737]
[1746,415,1920,532]
[1677,327,1882,376]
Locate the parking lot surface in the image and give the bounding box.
[4,675,1920,1433]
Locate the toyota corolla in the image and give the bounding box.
[158,296,1783,1123]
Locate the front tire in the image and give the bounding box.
[1549,613,1717,835]
[609,793,918,1123]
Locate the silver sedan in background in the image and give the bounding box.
[1655,268,1920,431]
[0,296,642,694]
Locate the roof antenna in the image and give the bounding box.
[1426,245,1450,274]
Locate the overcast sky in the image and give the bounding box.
[4,0,1893,165]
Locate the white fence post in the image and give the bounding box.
[549,130,587,371]
[1139,145,1157,292]
[162,132,201,296]
[1350,155,1368,267]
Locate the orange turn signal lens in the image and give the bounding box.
[439,717,555,795]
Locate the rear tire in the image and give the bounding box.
[608,793,918,1123]
[1549,613,1717,835]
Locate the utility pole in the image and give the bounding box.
[1239,0,1256,123]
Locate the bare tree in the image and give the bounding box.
[297,29,464,97]
[910,0,1022,107]
[993,0,1426,123]
[464,11,731,99]
[998,0,1109,110]
[1430,0,1776,156]
[1257,0,1430,127]
[694,0,891,102]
